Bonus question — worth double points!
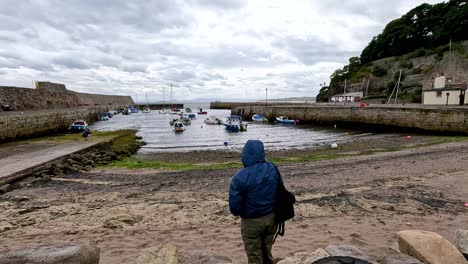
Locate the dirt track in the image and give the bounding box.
[1,141,467,263]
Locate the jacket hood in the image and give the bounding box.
[242,140,265,167]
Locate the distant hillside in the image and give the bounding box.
[317,0,468,102]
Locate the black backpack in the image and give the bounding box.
[271,164,295,242]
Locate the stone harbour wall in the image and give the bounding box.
[233,105,468,134]
[0,107,110,142]
[0,86,80,110]
[0,86,134,111]
[73,91,134,107]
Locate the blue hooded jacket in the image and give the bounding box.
[229,140,280,219]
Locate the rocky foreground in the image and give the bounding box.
[0,141,467,263]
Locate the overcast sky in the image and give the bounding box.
[0,0,441,103]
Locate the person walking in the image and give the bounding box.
[229,140,281,264]
[82,128,91,141]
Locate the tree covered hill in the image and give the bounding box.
[361,0,468,63]
[317,0,468,102]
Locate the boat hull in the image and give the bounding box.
[276,120,296,125]
[224,123,247,132]
[252,115,268,122]
[68,125,88,133]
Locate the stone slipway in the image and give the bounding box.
[0,137,114,186]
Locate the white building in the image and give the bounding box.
[330,92,363,103]
[422,76,467,106]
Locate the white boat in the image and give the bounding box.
[173,121,185,132]
[276,116,297,125]
[170,117,190,126]
[143,108,150,113]
[159,109,169,114]
[204,116,223,125]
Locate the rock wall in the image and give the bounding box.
[0,107,109,142]
[73,91,134,107]
[233,105,468,134]
[210,101,309,109]
[0,86,80,110]
[0,86,134,111]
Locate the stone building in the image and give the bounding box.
[422,76,467,106]
[35,81,67,92]
[330,92,363,103]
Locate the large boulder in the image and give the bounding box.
[455,229,468,260]
[384,254,424,264]
[277,248,330,264]
[136,244,178,264]
[0,243,100,264]
[312,256,373,264]
[398,230,467,264]
[325,245,372,261]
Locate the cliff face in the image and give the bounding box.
[321,41,468,103]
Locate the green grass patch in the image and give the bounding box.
[101,153,347,171]
[100,135,468,171]
[30,130,136,143]
[100,157,243,171]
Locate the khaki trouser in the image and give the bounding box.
[241,213,277,264]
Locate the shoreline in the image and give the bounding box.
[1,140,467,263]
[111,133,468,169]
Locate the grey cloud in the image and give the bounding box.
[190,0,246,9]
[276,37,358,66]
[0,0,437,99]
[52,56,91,70]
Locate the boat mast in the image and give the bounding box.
[170,83,173,109]
[343,78,347,106]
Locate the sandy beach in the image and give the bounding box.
[1,137,467,263]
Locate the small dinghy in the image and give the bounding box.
[252,114,268,122]
[173,121,185,132]
[204,116,223,125]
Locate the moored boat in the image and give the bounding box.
[169,117,191,126]
[173,121,185,132]
[275,116,297,125]
[183,113,196,120]
[100,114,109,121]
[204,116,223,125]
[252,114,268,122]
[224,115,247,132]
[197,108,208,115]
[129,107,139,113]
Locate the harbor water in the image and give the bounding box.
[91,106,365,153]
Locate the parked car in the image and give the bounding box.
[68,120,89,133]
[1,104,15,111]
[101,112,113,118]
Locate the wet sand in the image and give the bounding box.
[1,137,467,263]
